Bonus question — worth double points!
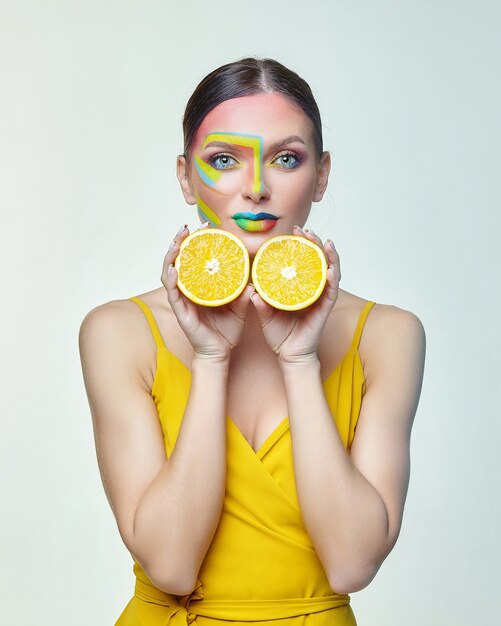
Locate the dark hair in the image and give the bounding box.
[182,57,323,162]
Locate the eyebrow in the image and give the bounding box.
[202,135,306,153]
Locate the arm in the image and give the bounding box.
[78,301,230,596]
[280,306,426,594]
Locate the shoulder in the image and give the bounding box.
[360,299,426,393]
[79,297,142,345]
[79,288,170,339]
[78,292,165,389]
[334,289,426,388]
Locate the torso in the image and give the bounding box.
[124,286,379,454]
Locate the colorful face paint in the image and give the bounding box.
[195,192,222,226]
[200,132,264,195]
[193,132,266,228]
[183,92,322,250]
[193,153,222,188]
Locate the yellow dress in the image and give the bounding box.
[115,296,376,626]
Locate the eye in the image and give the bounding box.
[208,153,239,170]
[272,151,302,169]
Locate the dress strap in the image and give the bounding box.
[129,296,166,351]
[351,301,376,350]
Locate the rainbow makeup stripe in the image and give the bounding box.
[200,132,264,194]
[194,153,222,188]
[195,192,221,226]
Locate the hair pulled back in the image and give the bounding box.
[182,57,323,162]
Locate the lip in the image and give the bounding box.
[231,212,279,221]
[231,213,278,233]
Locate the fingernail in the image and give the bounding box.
[168,264,174,274]
[305,227,316,236]
[168,240,175,252]
[294,225,304,233]
[176,224,188,236]
[200,221,210,228]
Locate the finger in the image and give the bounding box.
[195,221,211,231]
[295,226,328,262]
[324,239,336,265]
[173,223,190,244]
[163,238,180,270]
[227,283,254,319]
[303,226,324,248]
[250,289,276,325]
[314,264,339,315]
[326,264,339,300]
[324,240,341,283]
[162,223,191,277]
[163,263,189,319]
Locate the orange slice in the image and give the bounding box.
[251,235,328,311]
[174,228,250,306]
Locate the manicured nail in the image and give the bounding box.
[305,227,317,236]
[294,225,304,233]
[168,264,174,274]
[176,224,188,237]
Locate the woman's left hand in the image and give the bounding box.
[250,226,341,365]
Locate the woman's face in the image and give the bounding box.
[177,92,330,257]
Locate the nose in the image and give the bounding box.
[241,170,271,204]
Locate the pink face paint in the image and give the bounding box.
[199,132,264,195]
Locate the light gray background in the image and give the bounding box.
[1,1,499,624]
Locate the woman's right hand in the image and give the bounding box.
[161,224,254,362]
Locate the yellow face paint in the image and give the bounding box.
[198,132,264,194]
[192,132,265,227]
[193,153,222,187]
[195,192,222,226]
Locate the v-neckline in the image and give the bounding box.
[155,342,360,458]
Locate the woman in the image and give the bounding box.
[79,57,426,626]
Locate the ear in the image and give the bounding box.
[176,155,197,205]
[313,151,331,202]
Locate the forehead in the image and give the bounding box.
[192,92,313,148]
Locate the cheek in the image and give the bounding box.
[193,166,244,197]
[268,168,317,206]
[192,175,237,225]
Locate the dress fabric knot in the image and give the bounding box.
[180,578,205,625]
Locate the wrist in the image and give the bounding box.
[279,354,321,377]
[192,351,231,368]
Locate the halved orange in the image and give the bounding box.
[174,228,250,306]
[251,235,328,311]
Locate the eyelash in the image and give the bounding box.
[208,151,303,170]
[272,151,303,169]
[208,153,239,169]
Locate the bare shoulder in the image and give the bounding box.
[79,297,146,353]
[358,296,426,392]
[78,290,165,390]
